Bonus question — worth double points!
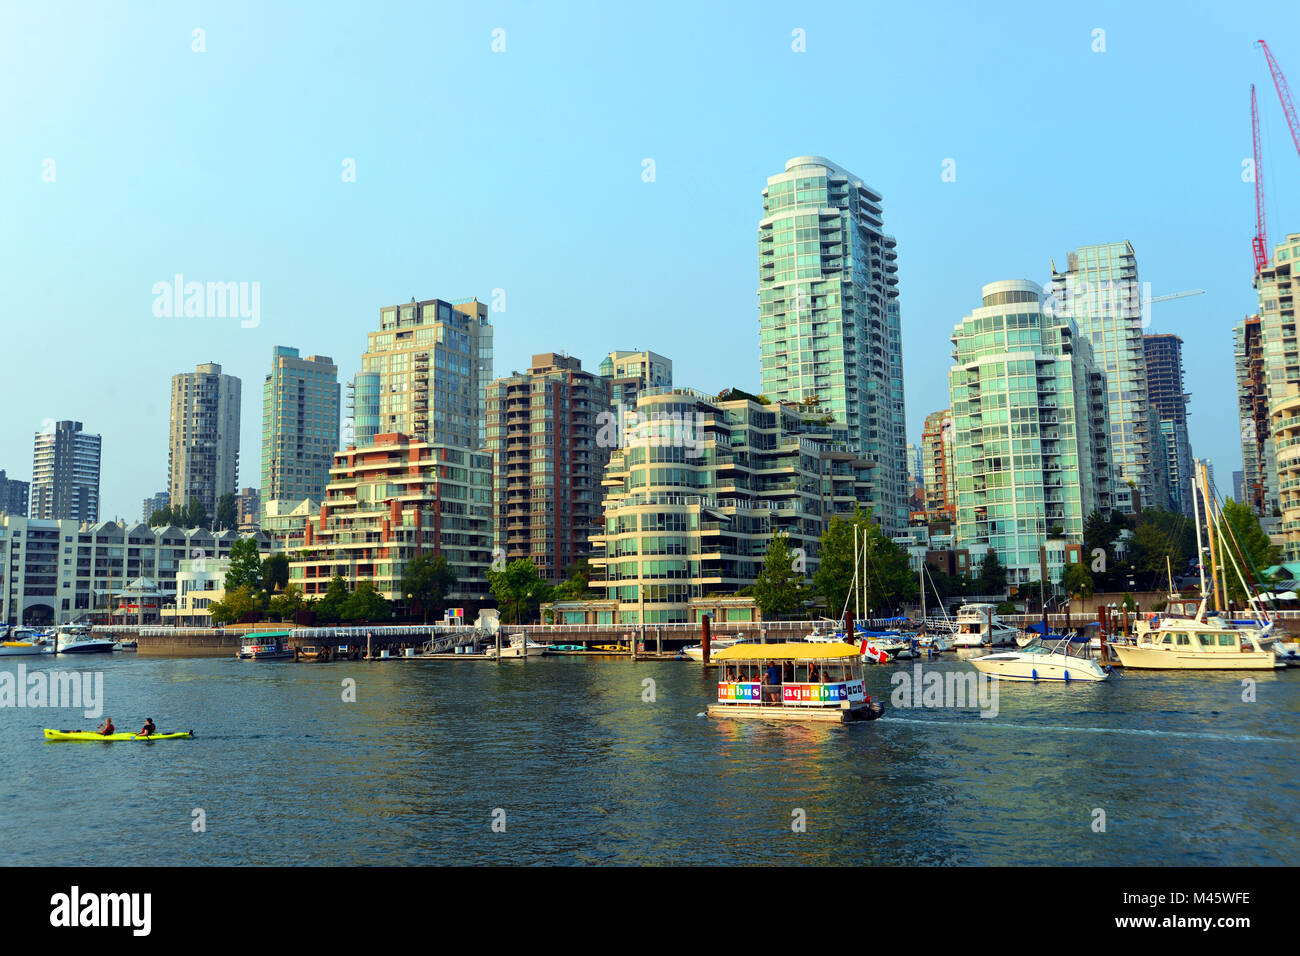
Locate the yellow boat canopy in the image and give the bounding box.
[712,642,860,661]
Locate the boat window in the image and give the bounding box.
[1218,634,1236,647]
[1161,634,1173,644]
[1176,634,1190,646]
[1197,634,1213,647]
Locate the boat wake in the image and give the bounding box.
[880,716,1290,744]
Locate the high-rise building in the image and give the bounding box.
[919,409,955,524]
[1233,470,1246,503]
[486,354,611,582]
[1258,233,1300,556]
[353,297,493,450]
[261,347,340,512]
[290,433,492,606]
[1235,314,1277,518]
[236,487,261,533]
[1048,241,1158,513]
[589,387,879,624]
[598,349,672,411]
[0,471,30,517]
[168,362,241,521]
[949,280,1112,584]
[141,490,170,523]
[1143,334,1193,515]
[31,421,101,523]
[758,156,908,534]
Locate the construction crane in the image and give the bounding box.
[1252,84,1269,274]
[1258,40,1300,160]
[1146,289,1205,304]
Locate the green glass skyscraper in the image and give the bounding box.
[758,156,908,535]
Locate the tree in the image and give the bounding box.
[341,580,392,623]
[209,585,264,625]
[1059,561,1095,599]
[214,492,238,531]
[753,531,811,619]
[487,558,552,624]
[1221,498,1281,602]
[1128,509,1195,582]
[314,575,350,624]
[402,552,458,623]
[976,551,1007,596]
[552,558,596,602]
[185,497,209,531]
[859,515,917,613]
[267,583,304,622]
[262,553,290,593]
[224,538,264,592]
[813,516,856,618]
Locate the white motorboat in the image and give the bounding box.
[952,603,1019,648]
[682,634,749,662]
[0,626,54,656]
[55,624,116,654]
[971,639,1110,682]
[484,636,548,659]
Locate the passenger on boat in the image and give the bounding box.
[98,717,114,736]
[139,718,156,736]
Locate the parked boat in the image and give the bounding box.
[681,634,748,662]
[55,624,115,654]
[1110,603,1282,671]
[707,642,884,724]
[484,636,548,659]
[0,626,54,656]
[236,631,295,661]
[953,603,1018,648]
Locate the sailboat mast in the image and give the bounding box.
[1201,462,1224,614]
[1191,462,1208,599]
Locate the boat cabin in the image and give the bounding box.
[706,642,882,723]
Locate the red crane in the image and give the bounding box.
[1258,40,1300,160]
[1252,84,1268,274]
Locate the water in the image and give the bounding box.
[4,653,1297,865]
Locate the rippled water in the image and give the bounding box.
[3,653,1297,865]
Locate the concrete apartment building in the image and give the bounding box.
[31,420,101,523]
[587,386,879,625]
[486,353,611,582]
[261,347,340,519]
[1235,314,1277,518]
[1258,234,1300,557]
[290,433,493,608]
[917,409,955,524]
[0,471,30,517]
[141,490,170,523]
[1143,333,1194,515]
[169,362,241,519]
[598,349,673,412]
[352,297,493,451]
[758,156,909,536]
[949,280,1113,586]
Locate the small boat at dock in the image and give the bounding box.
[236,631,295,661]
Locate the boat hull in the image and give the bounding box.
[707,701,884,723]
[1109,644,1280,671]
[57,641,116,654]
[0,643,53,656]
[971,652,1108,682]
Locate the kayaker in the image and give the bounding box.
[98,717,114,736]
[138,718,156,737]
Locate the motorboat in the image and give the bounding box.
[970,637,1110,682]
[953,603,1018,648]
[236,631,295,661]
[55,624,116,654]
[483,636,548,659]
[708,642,885,724]
[681,634,748,662]
[0,626,54,656]
[1110,601,1283,671]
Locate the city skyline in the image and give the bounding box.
[4,4,1299,518]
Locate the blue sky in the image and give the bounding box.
[2,0,1299,518]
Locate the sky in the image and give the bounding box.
[2,0,1299,519]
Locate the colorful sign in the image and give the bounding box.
[717,682,761,703]
[781,681,865,705]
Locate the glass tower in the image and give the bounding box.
[758,156,908,535]
[261,346,340,513]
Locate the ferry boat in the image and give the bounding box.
[55,624,116,654]
[953,603,1019,648]
[236,631,295,661]
[0,626,54,656]
[1110,601,1282,671]
[707,642,885,724]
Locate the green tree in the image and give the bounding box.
[267,582,304,622]
[813,516,856,618]
[261,552,290,592]
[976,551,1007,596]
[402,552,458,622]
[214,492,238,531]
[859,516,917,613]
[1059,561,1095,599]
[209,584,264,625]
[224,538,264,592]
[488,558,552,624]
[185,497,209,531]
[1129,509,1195,580]
[341,580,392,623]
[753,531,811,619]
[314,575,350,624]
[552,558,596,602]
[148,505,177,527]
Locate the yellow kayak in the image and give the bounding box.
[43,729,194,742]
